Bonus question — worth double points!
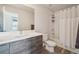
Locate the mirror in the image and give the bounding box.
[3,11,18,32]
[0,4,34,32]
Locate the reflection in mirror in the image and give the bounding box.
[4,11,18,32]
[0,4,34,32]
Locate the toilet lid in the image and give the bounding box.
[46,40,56,46]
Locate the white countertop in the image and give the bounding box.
[0,30,43,45]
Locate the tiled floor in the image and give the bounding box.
[41,47,75,54]
[41,48,49,54]
[41,47,55,54]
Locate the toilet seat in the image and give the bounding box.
[44,40,56,53]
[45,40,56,47]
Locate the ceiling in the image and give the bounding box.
[41,4,76,12]
[4,4,34,12]
[3,4,77,12]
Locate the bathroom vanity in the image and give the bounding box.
[0,31,43,54]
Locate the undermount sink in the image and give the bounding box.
[14,34,26,38]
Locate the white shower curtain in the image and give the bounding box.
[54,5,79,48]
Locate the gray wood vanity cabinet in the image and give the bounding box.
[0,35,43,54]
[0,44,10,54]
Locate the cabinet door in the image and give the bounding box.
[16,39,32,54]
[10,40,26,54]
[24,38,32,54]
[0,44,9,54]
[24,38,32,49]
[31,35,43,47]
[24,35,43,54]
[30,35,43,54]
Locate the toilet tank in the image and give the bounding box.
[43,34,48,41]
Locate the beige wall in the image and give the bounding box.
[34,6,53,34]
[25,5,53,36]
[3,5,34,30]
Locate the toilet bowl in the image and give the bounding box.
[45,40,56,52]
[43,34,56,52]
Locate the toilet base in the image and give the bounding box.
[45,46,55,52]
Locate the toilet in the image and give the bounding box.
[43,34,56,53]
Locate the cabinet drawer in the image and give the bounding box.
[35,35,42,40]
[0,44,9,54]
[30,36,42,45]
[31,39,42,44]
[28,35,42,41]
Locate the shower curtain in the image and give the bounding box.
[54,5,79,48]
[75,23,79,48]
